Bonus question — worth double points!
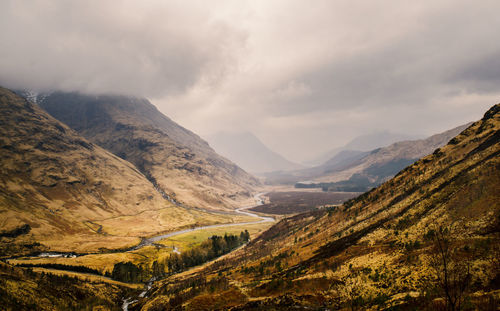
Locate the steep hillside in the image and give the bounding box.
[135,104,499,310]
[33,92,258,211]
[0,87,243,255]
[207,131,303,174]
[0,261,134,310]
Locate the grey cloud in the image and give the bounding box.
[1,0,500,162]
[0,0,245,96]
[448,51,500,93]
[265,3,500,118]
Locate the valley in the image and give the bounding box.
[2,2,500,310]
[2,190,277,310]
[0,87,498,310]
[249,191,360,215]
[126,104,500,310]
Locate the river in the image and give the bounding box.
[121,192,272,310]
[127,192,273,251]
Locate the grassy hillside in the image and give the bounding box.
[0,261,135,310]
[0,87,247,255]
[135,104,499,310]
[34,92,259,211]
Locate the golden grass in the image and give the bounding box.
[95,207,256,238]
[156,222,273,251]
[29,267,143,289]
[9,222,273,276]
[10,251,144,274]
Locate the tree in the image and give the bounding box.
[429,226,472,311]
[111,262,143,283]
[240,230,250,243]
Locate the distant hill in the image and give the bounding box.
[206,131,303,174]
[28,91,259,211]
[309,123,472,188]
[137,103,500,310]
[305,131,419,166]
[263,124,470,188]
[0,87,211,254]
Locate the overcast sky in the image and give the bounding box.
[1,0,499,162]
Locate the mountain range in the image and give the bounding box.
[0,87,260,256]
[0,83,498,309]
[264,123,470,191]
[305,131,420,166]
[0,87,177,254]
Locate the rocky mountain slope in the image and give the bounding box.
[0,87,241,255]
[135,104,499,310]
[206,131,303,174]
[31,92,259,211]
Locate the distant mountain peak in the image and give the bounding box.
[206,131,303,174]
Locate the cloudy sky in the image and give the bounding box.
[1,0,499,162]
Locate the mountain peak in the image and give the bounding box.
[483,103,500,120]
[29,91,259,211]
[206,131,303,174]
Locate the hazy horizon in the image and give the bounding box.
[1,0,499,162]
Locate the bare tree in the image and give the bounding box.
[429,226,472,311]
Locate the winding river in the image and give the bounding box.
[122,192,273,310]
[127,192,273,251]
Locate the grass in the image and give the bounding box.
[156,222,273,251]
[8,222,274,282]
[251,191,359,215]
[29,267,143,289]
[95,207,256,238]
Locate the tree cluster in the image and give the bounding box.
[166,231,249,274]
[111,261,144,283]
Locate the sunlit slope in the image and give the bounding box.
[139,104,500,310]
[36,92,259,211]
[0,87,230,254]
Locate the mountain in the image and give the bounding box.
[309,123,472,187]
[305,131,420,166]
[0,87,218,255]
[264,123,470,188]
[206,131,303,174]
[135,104,500,310]
[29,91,259,211]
